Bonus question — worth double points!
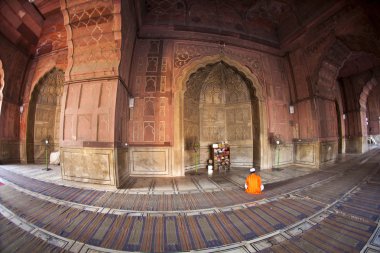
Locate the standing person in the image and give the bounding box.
[245,168,264,194]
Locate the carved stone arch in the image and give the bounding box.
[26,68,65,163]
[359,78,378,110]
[315,36,380,96]
[173,55,270,176]
[0,59,4,114]
[315,36,380,154]
[314,39,351,95]
[359,77,378,137]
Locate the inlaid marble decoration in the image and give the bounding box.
[160,76,166,92]
[161,57,167,72]
[144,121,155,142]
[159,121,165,142]
[145,76,156,92]
[147,57,158,72]
[144,97,155,116]
[149,40,160,54]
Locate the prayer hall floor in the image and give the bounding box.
[0,148,379,252]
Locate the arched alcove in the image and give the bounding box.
[26,68,64,163]
[173,55,269,176]
[183,61,260,169]
[315,37,380,155]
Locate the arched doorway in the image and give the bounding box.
[26,68,64,163]
[183,61,260,169]
[173,55,269,176]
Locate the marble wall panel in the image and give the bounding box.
[61,148,115,185]
[295,142,316,165]
[319,141,338,163]
[129,147,170,176]
[272,144,294,167]
[116,148,129,187]
[230,145,254,167]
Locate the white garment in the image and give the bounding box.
[49,151,60,165]
[261,184,264,191]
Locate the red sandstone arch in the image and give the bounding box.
[359,77,379,137]
[359,78,378,110]
[174,54,270,174]
[315,36,380,153]
[315,36,380,96]
[26,68,64,163]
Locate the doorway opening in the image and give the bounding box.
[26,68,64,163]
[183,61,260,170]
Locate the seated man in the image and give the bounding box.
[245,168,264,194]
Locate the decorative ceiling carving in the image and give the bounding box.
[141,0,345,46]
[143,0,293,45]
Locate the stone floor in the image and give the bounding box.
[0,148,379,252]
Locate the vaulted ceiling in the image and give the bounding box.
[138,0,345,47]
[0,0,60,54]
[1,0,380,65]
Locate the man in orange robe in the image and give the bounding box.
[245,168,264,194]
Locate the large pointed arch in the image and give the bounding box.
[26,68,64,163]
[173,54,270,176]
[314,36,380,154]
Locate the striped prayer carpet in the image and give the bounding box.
[259,184,379,253]
[0,167,334,211]
[0,185,325,252]
[260,211,376,253]
[297,163,377,204]
[334,183,380,222]
[0,213,67,253]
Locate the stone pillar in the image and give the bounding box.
[60,0,126,186]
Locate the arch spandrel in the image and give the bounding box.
[175,54,266,102]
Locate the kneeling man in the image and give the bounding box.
[245,168,264,194]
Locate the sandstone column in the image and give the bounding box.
[60,0,128,186]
